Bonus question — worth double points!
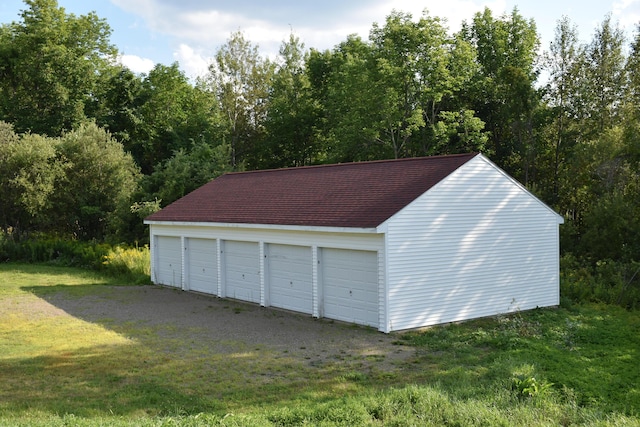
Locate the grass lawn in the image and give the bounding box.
[0,263,638,426]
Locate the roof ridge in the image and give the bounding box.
[224,152,478,176]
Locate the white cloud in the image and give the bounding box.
[613,0,640,29]
[118,54,156,74]
[109,0,515,75]
[173,44,210,79]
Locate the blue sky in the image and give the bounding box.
[1,0,638,78]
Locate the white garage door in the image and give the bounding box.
[268,244,313,314]
[155,236,182,287]
[224,241,260,303]
[186,238,218,295]
[322,248,379,328]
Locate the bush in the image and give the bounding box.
[561,254,640,309]
[0,233,150,284]
[102,245,151,284]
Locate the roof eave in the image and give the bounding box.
[144,220,381,234]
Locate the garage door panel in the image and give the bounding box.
[186,238,217,295]
[268,244,313,314]
[225,241,260,303]
[155,236,182,287]
[322,248,378,328]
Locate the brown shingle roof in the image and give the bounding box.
[145,153,478,228]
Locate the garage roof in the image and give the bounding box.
[145,153,478,228]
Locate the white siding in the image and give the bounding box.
[384,155,561,331]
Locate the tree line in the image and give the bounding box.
[1,0,639,286]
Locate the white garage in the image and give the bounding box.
[185,238,218,294]
[154,236,182,287]
[321,248,379,327]
[146,153,563,332]
[223,240,261,303]
[267,244,314,314]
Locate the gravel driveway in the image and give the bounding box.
[36,284,415,370]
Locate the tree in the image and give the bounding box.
[0,0,117,136]
[542,16,582,205]
[571,125,640,262]
[626,24,640,109]
[260,34,321,169]
[138,140,232,208]
[50,122,140,240]
[432,109,488,154]
[322,35,388,161]
[462,7,540,181]
[580,15,626,135]
[207,31,275,169]
[91,66,143,148]
[0,121,62,235]
[131,63,220,174]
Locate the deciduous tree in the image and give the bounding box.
[0,0,116,136]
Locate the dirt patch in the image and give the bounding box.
[33,285,415,371]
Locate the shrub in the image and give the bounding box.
[102,245,151,284]
[0,233,150,284]
[561,254,640,309]
[511,375,553,399]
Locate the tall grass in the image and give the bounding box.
[101,245,150,284]
[0,234,150,284]
[561,254,640,309]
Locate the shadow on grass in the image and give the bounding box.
[2,273,412,418]
[1,345,222,417]
[5,264,638,421]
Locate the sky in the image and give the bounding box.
[1,0,639,79]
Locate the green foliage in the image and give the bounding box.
[0,234,150,283]
[207,31,275,169]
[0,0,117,136]
[259,34,322,169]
[462,7,541,182]
[2,3,640,273]
[512,375,553,399]
[0,234,109,269]
[0,122,63,234]
[138,140,232,208]
[134,63,222,174]
[101,245,150,283]
[561,255,640,309]
[432,109,488,154]
[52,122,141,240]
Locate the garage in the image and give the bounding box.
[154,236,182,287]
[185,238,218,295]
[146,153,563,332]
[223,240,260,303]
[267,244,313,314]
[321,248,379,328]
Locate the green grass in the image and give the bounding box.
[0,263,639,426]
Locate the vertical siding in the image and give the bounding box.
[216,239,223,297]
[385,156,562,331]
[312,246,319,318]
[150,234,156,283]
[260,241,266,307]
[180,236,186,290]
[378,247,388,333]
